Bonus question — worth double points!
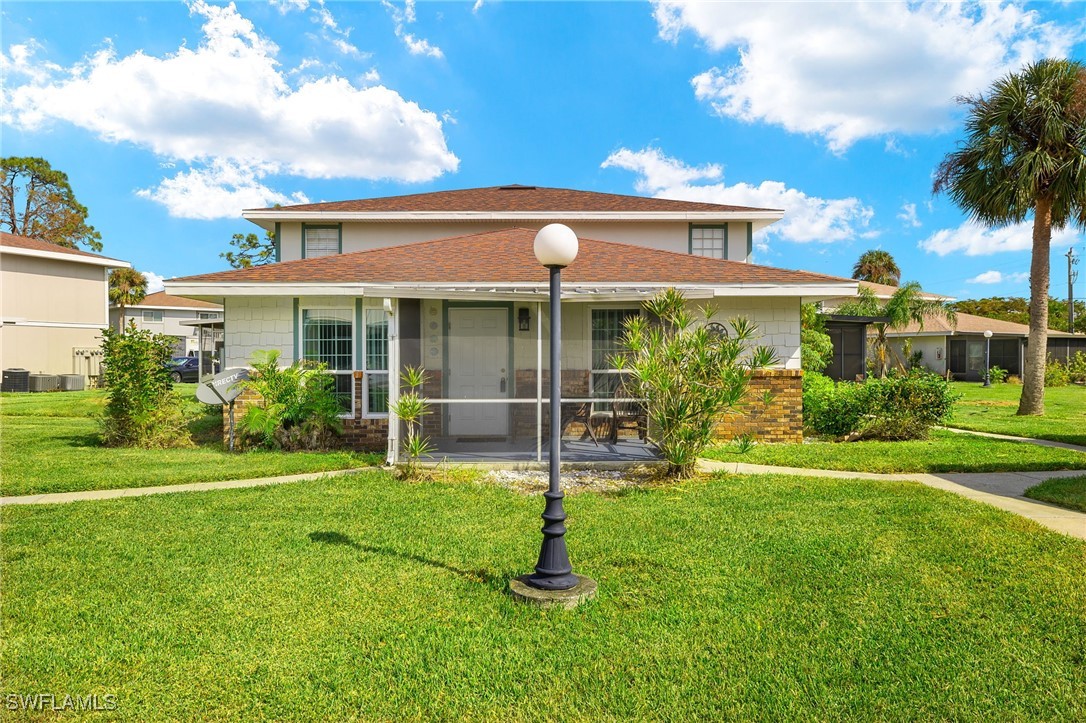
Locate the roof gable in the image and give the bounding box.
[170,227,849,288]
[0,232,128,267]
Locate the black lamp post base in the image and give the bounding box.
[524,571,580,590]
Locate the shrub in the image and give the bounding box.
[237,350,344,450]
[619,288,777,477]
[389,365,433,479]
[803,369,958,441]
[988,365,1009,384]
[99,322,190,448]
[1067,351,1086,384]
[1007,374,1022,385]
[800,303,833,373]
[1045,358,1070,387]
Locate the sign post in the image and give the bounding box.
[196,368,250,452]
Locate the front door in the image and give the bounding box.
[447,307,509,436]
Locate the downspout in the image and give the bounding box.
[386,298,401,465]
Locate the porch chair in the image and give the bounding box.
[559,402,602,446]
[608,383,647,444]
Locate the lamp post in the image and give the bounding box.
[526,224,580,591]
[983,330,993,387]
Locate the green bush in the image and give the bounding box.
[1067,351,1086,384]
[803,370,958,441]
[988,365,1009,384]
[1045,358,1070,387]
[237,350,344,451]
[99,322,191,448]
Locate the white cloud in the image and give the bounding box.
[967,270,1030,284]
[270,0,309,13]
[473,0,485,13]
[383,0,444,58]
[0,40,63,83]
[920,220,1079,256]
[898,203,921,228]
[136,160,310,220]
[602,147,874,245]
[655,1,1074,152]
[2,1,457,219]
[142,271,167,293]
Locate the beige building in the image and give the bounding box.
[1,232,129,380]
[110,291,223,356]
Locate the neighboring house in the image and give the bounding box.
[882,311,1084,381]
[167,185,858,458]
[110,291,224,357]
[0,232,129,382]
[820,282,951,381]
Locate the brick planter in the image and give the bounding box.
[711,368,803,444]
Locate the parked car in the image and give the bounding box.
[166,356,217,383]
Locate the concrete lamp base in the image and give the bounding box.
[509,574,598,609]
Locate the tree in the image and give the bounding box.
[851,249,901,286]
[800,303,834,372]
[934,58,1086,416]
[0,157,103,251]
[617,288,776,477]
[221,230,276,269]
[109,268,148,332]
[836,282,957,377]
[950,296,1086,334]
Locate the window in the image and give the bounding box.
[304,226,339,258]
[690,225,727,259]
[364,308,389,415]
[301,308,353,414]
[591,308,639,399]
[142,310,163,322]
[198,312,221,320]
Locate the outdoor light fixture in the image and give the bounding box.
[518,307,531,332]
[526,223,580,591]
[983,329,993,387]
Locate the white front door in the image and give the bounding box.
[447,307,509,436]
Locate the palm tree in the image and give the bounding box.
[934,58,1086,415]
[109,268,147,333]
[836,282,957,378]
[851,249,901,286]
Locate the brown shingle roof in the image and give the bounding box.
[250,185,781,214]
[129,291,221,309]
[859,280,950,301]
[0,231,125,264]
[887,310,1074,338]
[172,228,850,287]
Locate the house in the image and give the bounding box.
[0,231,129,383]
[166,185,858,459]
[882,311,1084,380]
[110,291,224,358]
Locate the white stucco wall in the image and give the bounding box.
[278,220,754,263]
[888,335,948,375]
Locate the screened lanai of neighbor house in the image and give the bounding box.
[168,228,855,462]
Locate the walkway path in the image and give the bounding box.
[699,459,1086,540]
[0,468,373,507]
[940,426,1086,453]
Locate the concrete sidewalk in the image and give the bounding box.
[940,426,1086,454]
[699,459,1086,541]
[0,467,373,507]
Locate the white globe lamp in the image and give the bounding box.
[534,224,579,268]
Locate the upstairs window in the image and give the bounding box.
[303,226,340,259]
[198,312,221,320]
[690,225,727,259]
[142,310,163,322]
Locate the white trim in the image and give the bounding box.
[243,209,784,226]
[0,244,130,268]
[115,304,222,312]
[385,298,400,464]
[361,301,391,420]
[0,319,106,329]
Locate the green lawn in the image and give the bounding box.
[0,387,381,497]
[706,429,1086,474]
[947,382,1086,447]
[2,471,1083,719]
[1025,475,1086,512]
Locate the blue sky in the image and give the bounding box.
[2,0,1084,300]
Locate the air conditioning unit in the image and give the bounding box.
[1,368,29,393]
[59,374,86,391]
[28,374,60,392]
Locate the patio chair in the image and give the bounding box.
[559,402,601,446]
[608,395,646,444]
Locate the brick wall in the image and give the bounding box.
[711,368,803,444]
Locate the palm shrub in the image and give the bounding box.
[617,288,777,477]
[237,350,343,450]
[389,365,433,479]
[99,322,190,448]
